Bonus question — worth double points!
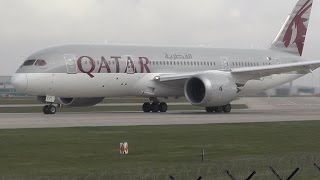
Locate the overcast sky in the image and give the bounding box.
[1,0,320,87]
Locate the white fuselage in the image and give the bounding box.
[14,45,305,99]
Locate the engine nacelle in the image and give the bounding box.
[58,97,104,107]
[184,73,238,107]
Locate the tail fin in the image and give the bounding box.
[271,0,313,56]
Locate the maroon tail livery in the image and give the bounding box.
[271,0,313,56]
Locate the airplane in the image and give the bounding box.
[11,0,320,114]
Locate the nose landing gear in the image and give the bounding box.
[43,104,57,114]
[42,95,57,114]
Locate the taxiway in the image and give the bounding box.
[0,97,319,129]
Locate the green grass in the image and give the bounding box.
[0,97,38,104]
[0,121,319,179]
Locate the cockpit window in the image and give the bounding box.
[35,59,47,66]
[22,59,36,66]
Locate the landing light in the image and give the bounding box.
[154,76,160,81]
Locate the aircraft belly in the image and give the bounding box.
[25,73,303,98]
[51,73,146,97]
[25,73,184,98]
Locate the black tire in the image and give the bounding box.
[43,105,49,114]
[205,107,215,113]
[142,102,151,112]
[215,106,223,113]
[151,102,159,113]
[48,105,57,114]
[222,104,232,113]
[159,102,168,112]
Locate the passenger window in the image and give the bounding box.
[34,59,47,66]
[22,59,36,66]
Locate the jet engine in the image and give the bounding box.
[58,97,104,107]
[184,73,238,107]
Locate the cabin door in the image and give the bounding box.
[64,54,77,74]
[220,57,230,70]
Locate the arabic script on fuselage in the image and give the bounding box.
[165,53,193,60]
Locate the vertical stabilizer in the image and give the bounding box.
[271,0,313,56]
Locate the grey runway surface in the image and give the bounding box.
[0,97,320,129]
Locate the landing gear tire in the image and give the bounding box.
[215,106,223,113]
[142,102,151,112]
[159,102,168,112]
[43,105,49,114]
[48,105,57,114]
[151,102,160,113]
[43,105,56,114]
[143,98,168,113]
[206,107,215,113]
[222,104,232,113]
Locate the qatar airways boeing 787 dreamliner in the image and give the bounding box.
[11,0,320,114]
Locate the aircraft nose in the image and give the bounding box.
[11,73,28,91]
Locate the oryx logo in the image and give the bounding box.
[283,0,312,56]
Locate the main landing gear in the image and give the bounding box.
[205,104,231,113]
[142,98,168,113]
[43,104,57,114]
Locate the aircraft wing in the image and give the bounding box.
[157,60,320,86]
[158,72,199,82]
[231,60,320,76]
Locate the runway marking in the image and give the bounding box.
[278,104,320,106]
[287,100,299,105]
